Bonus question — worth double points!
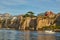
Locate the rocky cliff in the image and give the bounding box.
[0,12,60,30]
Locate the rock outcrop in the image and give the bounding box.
[21,17,31,30]
[54,14,60,26]
[37,16,50,30]
[0,11,60,30]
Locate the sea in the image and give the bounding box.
[0,29,60,40]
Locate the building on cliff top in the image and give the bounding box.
[45,11,56,18]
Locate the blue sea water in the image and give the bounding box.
[0,29,60,40]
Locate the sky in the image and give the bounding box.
[0,0,60,15]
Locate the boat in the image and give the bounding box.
[44,30,55,34]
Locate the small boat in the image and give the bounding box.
[45,30,55,34]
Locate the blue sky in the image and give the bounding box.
[0,0,60,15]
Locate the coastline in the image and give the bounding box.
[0,28,60,32]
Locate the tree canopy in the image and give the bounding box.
[23,11,35,17]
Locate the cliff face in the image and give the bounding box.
[21,17,31,30]
[54,14,60,26]
[37,17,50,29]
[18,16,37,30]
[36,16,55,30]
[17,15,56,30]
[29,17,37,30]
[15,14,60,30]
[0,12,60,30]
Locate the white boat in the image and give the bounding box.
[45,30,55,34]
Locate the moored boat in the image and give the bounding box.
[45,30,55,34]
